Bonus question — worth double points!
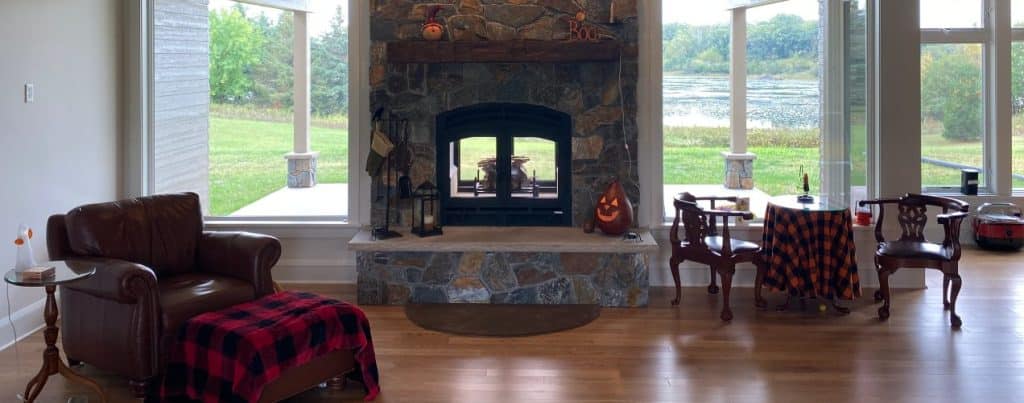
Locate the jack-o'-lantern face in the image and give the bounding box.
[594,180,633,236]
[596,195,620,222]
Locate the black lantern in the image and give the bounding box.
[412,181,442,237]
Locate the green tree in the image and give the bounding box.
[311,6,349,116]
[922,45,983,141]
[209,8,263,102]
[1012,42,1024,113]
[250,12,294,108]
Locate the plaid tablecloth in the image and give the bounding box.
[162,291,380,402]
[761,203,861,299]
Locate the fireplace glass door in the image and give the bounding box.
[437,103,571,226]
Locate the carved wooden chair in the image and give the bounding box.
[859,194,969,327]
[669,192,762,321]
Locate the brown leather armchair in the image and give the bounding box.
[46,193,282,396]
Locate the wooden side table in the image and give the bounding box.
[4,261,107,403]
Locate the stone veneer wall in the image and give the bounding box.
[357,251,649,307]
[370,0,639,227]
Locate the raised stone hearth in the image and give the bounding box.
[350,227,656,307]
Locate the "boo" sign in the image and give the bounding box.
[568,20,600,41]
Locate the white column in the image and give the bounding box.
[294,10,310,154]
[821,0,849,204]
[730,7,747,154]
[723,7,755,189]
[285,10,317,188]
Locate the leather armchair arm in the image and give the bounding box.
[197,231,282,297]
[62,258,159,304]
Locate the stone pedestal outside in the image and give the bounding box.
[285,152,318,188]
[722,152,756,190]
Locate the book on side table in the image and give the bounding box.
[18,265,56,281]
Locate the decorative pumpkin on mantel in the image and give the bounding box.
[422,6,444,41]
[594,179,633,236]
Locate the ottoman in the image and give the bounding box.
[162,291,380,402]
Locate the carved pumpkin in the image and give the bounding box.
[594,180,633,235]
[422,22,443,41]
[422,6,444,41]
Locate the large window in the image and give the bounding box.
[206,1,349,218]
[920,1,988,191]
[920,43,985,189]
[661,1,823,219]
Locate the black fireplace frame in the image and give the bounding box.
[436,103,572,226]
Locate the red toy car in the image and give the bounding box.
[973,203,1024,250]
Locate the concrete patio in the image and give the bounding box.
[230,183,348,217]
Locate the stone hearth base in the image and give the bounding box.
[357,251,648,307]
[350,228,656,307]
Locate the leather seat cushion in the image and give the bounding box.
[878,241,951,261]
[159,273,255,336]
[705,236,760,253]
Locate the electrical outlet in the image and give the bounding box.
[24,83,34,103]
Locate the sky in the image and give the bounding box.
[665,0,1024,27]
[210,0,1024,31]
[209,0,348,36]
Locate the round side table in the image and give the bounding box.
[4,261,107,403]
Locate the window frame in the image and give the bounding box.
[919,2,991,194]
[1013,0,1024,189]
[131,0,368,225]
[653,0,875,223]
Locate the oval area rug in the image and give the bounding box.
[404,304,601,337]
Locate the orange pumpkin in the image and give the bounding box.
[422,22,444,41]
[594,180,633,235]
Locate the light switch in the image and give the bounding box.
[24,83,34,103]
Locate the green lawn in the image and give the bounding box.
[209,117,348,216]
[207,113,1024,215]
[663,126,821,196]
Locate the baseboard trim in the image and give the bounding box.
[0,297,47,352]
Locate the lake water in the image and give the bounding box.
[663,74,820,129]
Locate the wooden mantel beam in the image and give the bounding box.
[385,41,638,64]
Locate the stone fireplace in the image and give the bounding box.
[355,0,650,308]
[369,0,639,229]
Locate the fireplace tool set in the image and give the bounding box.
[367,109,413,240]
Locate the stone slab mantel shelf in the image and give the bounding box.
[348,227,657,253]
[385,40,638,64]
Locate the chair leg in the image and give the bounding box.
[949,272,963,328]
[670,257,682,306]
[753,259,767,310]
[877,266,892,320]
[707,267,719,295]
[942,273,951,310]
[719,266,735,321]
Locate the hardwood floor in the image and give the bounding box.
[2,247,1022,402]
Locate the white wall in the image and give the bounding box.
[0,0,122,350]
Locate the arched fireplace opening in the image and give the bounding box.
[436,103,572,226]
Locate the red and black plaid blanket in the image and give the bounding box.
[161,291,380,402]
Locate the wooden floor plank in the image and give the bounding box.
[0,247,1022,402]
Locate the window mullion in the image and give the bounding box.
[988,0,1013,195]
[921,29,988,44]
